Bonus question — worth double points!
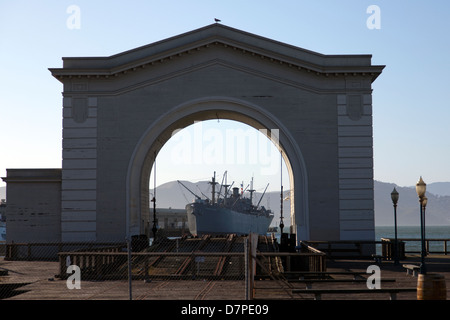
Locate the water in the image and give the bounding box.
[376,225,450,254]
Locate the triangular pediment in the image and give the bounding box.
[50,24,384,82]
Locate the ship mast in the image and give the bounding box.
[219,171,234,200]
[217,171,227,200]
[248,177,255,204]
[223,172,230,199]
[208,171,218,204]
[256,183,269,208]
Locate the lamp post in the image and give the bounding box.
[422,196,428,255]
[151,195,158,240]
[391,188,400,265]
[415,176,427,274]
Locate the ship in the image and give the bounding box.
[179,172,274,236]
[0,221,5,241]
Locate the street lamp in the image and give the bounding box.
[415,176,427,274]
[151,195,158,240]
[422,196,428,255]
[391,188,400,265]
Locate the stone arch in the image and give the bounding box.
[126,96,309,241]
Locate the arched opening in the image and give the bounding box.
[126,97,309,242]
[148,119,291,236]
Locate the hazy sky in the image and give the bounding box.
[1,1,449,191]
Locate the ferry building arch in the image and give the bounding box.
[127,97,309,239]
[46,24,383,244]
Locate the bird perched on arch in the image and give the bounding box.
[214,18,221,23]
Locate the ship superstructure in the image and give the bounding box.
[180,172,274,236]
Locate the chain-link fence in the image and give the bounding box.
[0,234,325,300]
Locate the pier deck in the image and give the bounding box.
[1,254,449,300]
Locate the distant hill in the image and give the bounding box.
[153,180,450,227]
[2,180,449,227]
[374,181,450,226]
[427,182,450,197]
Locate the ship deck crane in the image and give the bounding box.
[177,180,202,200]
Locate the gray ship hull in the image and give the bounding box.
[186,202,273,236]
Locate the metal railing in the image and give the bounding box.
[0,236,330,300]
[3,242,126,261]
[57,250,327,280]
[381,237,450,257]
[300,240,379,259]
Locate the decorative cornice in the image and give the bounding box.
[63,59,373,97]
[2,169,62,183]
[49,25,384,83]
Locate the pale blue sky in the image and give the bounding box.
[1,1,449,191]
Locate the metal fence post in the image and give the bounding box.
[244,237,249,300]
[126,237,132,300]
